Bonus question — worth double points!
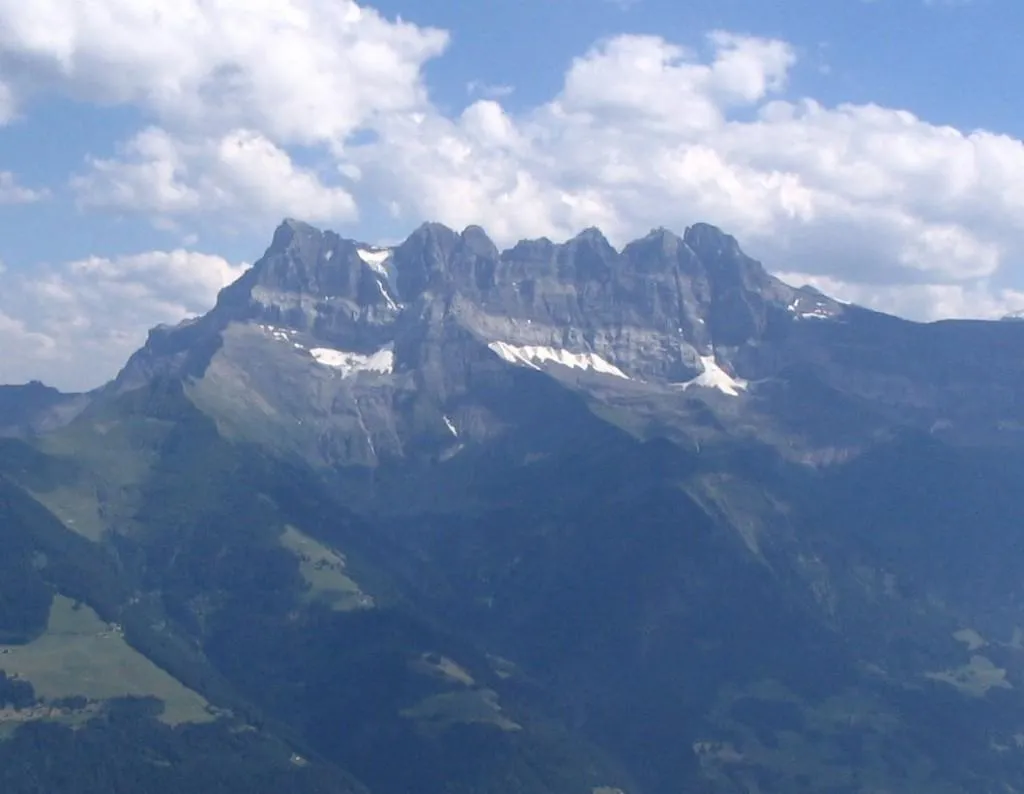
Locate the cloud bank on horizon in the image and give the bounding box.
[1,0,1022,389]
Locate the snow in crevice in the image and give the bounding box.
[309,345,395,377]
[357,248,399,308]
[324,249,334,261]
[488,342,628,379]
[676,356,748,397]
[374,277,399,310]
[356,248,392,277]
[443,415,458,436]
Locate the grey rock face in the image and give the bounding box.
[109,218,1024,469]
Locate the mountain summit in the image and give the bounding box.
[109,219,858,468]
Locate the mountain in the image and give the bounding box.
[4,219,1024,793]
[0,381,88,437]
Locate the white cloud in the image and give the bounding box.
[466,80,515,99]
[0,82,14,124]
[0,171,48,204]
[0,249,245,390]
[0,0,446,224]
[553,33,795,134]
[0,0,446,142]
[72,127,357,225]
[0,309,56,367]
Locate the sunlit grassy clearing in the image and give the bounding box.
[0,596,212,725]
[280,525,373,611]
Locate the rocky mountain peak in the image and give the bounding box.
[621,228,693,275]
[271,216,316,247]
[113,218,853,414]
[459,225,498,259]
[560,227,617,282]
[392,222,460,299]
[682,222,772,284]
[567,226,613,248]
[682,221,737,253]
[644,226,685,251]
[401,221,461,257]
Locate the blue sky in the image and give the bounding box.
[1,0,1022,388]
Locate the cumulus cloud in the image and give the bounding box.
[0,171,48,204]
[0,0,446,141]
[71,127,357,225]
[0,0,447,226]
[0,250,245,389]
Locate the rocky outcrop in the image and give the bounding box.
[106,219,1024,467]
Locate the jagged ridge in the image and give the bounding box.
[126,218,842,387]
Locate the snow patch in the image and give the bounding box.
[356,248,392,277]
[443,416,458,436]
[259,324,297,342]
[375,278,398,310]
[357,248,399,308]
[677,356,747,397]
[788,300,836,320]
[488,342,628,379]
[309,345,395,377]
[324,249,334,261]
